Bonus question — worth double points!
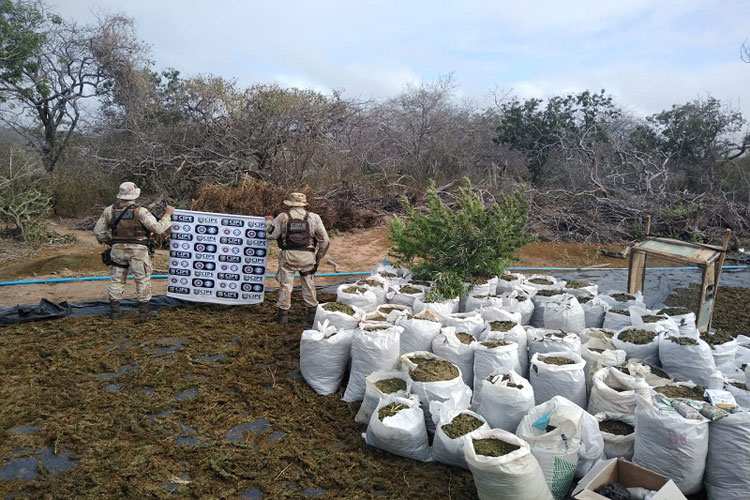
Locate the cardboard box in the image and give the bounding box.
[572,458,687,500]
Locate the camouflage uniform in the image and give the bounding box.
[266,194,329,323]
[93,182,173,320]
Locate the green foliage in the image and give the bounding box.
[494,90,621,183]
[389,178,533,299]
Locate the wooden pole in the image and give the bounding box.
[708,229,732,331]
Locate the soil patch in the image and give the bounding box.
[441,414,484,439]
[322,302,355,315]
[472,438,520,458]
[378,402,407,420]
[375,378,407,394]
[599,420,634,436]
[539,356,575,366]
[455,332,475,345]
[617,329,655,344]
[655,384,707,401]
[408,358,459,383]
[489,321,516,332]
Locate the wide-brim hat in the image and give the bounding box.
[283,192,308,207]
[117,182,141,200]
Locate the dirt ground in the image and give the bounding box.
[0,221,632,306]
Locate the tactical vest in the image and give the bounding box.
[110,202,149,245]
[279,210,315,251]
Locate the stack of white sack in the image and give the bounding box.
[363,394,432,462]
[528,329,581,360]
[342,322,402,402]
[594,412,635,460]
[482,319,529,375]
[430,406,490,469]
[612,327,660,366]
[632,393,709,496]
[300,319,355,395]
[397,310,442,355]
[465,428,553,500]
[477,369,535,432]
[336,283,379,312]
[577,295,610,328]
[472,340,520,408]
[500,290,535,325]
[543,294,585,333]
[658,333,718,387]
[629,307,680,336]
[313,302,364,330]
[516,396,604,498]
[400,351,472,435]
[355,370,412,424]
[529,352,587,408]
[432,327,477,387]
[587,367,644,416]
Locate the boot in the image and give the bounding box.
[276,308,289,324]
[109,300,121,320]
[306,307,317,328]
[138,302,153,323]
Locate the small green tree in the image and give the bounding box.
[389,178,533,299]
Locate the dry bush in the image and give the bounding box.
[190,177,338,229]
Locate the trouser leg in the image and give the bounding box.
[130,253,153,303]
[108,265,127,301]
[299,270,318,308]
[276,262,295,311]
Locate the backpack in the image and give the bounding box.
[280,210,314,251]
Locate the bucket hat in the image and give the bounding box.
[283,192,308,207]
[117,182,141,201]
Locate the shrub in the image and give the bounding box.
[0,147,52,243]
[389,177,533,299]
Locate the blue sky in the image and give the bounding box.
[55,0,750,118]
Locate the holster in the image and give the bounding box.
[299,263,318,277]
[101,247,129,269]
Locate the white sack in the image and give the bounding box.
[530,292,566,328]
[600,291,645,310]
[313,302,364,330]
[355,370,412,424]
[441,310,485,336]
[658,334,716,387]
[562,280,598,298]
[342,323,402,402]
[400,352,473,434]
[354,275,389,305]
[413,296,460,317]
[496,273,527,294]
[363,394,432,462]
[704,335,738,366]
[543,294,585,333]
[525,274,565,292]
[602,309,632,331]
[479,304,523,324]
[465,428,553,500]
[725,380,750,407]
[516,396,582,499]
[398,313,441,355]
[468,277,499,298]
[389,284,428,307]
[658,307,698,337]
[500,290,535,325]
[612,328,660,365]
[300,321,355,395]
[581,338,626,390]
[472,340,520,408]
[632,393,709,495]
[530,352,587,408]
[587,367,640,416]
[464,294,499,313]
[580,327,615,345]
[528,330,581,360]
[630,307,681,337]
[373,303,411,323]
[704,408,750,500]
[595,412,635,460]
[579,296,610,328]
[482,320,529,375]
[431,407,490,469]
[477,370,535,432]
[336,283,379,312]
[432,327,477,387]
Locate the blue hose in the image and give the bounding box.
[0,267,746,287]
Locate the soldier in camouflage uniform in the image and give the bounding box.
[94,182,175,321]
[266,192,330,325]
